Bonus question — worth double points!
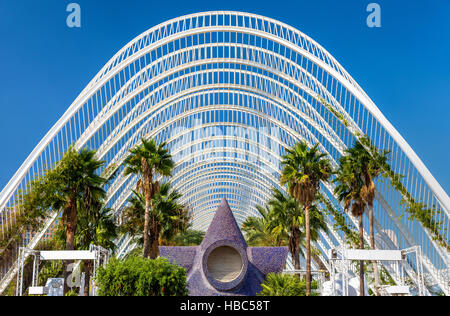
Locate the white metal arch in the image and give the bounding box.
[92,72,344,170]
[79,45,349,155]
[2,11,447,210]
[1,11,448,295]
[109,141,348,264]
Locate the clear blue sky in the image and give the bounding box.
[0,0,449,194]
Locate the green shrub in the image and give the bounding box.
[64,290,79,296]
[96,257,188,296]
[258,273,319,296]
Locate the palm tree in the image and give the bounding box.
[346,142,388,294]
[121,183,187,258]
[269,190,329,273]
[1,147,106,295]
[48,147,106,252]
[258,273,319,296]
[153,182,189,253]
[123,138,174,258]
[121,190,146,246]
[75,205,117,296]
[169,229,205,246]
[1,175,51,284]
[243,189,329,275]
[281,141,332,295]
[302,204,329,273]
[334,153,367,296]
[242,205,287,247]
[46,147,106,293]
[268,189,304,272]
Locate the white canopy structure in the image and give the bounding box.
[0,11,448,295]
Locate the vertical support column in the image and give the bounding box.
[92,247,99,297]
[31,254,39,287]
[15,247,24,296]
[415,246,426,296]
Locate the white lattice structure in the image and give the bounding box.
[0,11,448,295]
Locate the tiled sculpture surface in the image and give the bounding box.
[159,198,288,296]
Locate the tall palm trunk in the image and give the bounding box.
[149,215,160,259]
[305,204,311,296]
[358,214,365,296]
[143,198,151,258]
[142,158,153,259]
[65,198,78,251]
[64,197,77,294]
[369,203,381,295]
[289,228,301,274]
[83,261,92,296]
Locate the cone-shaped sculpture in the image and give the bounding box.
[160,198,288,296]
[200,198,247,251]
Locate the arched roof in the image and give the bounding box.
[0,11,448,295]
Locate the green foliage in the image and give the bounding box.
[126,246,144,258]
[270,189,328,262]
[38,261,65,285]
[8,146,108,251]
[333,146,367,219]
[258,273,318,296]
[318,193,360,246]
[96,257,188,296]
[242,204,287,247]
[280,142,331,294]
[268,188,305,240]
[120,190,146,244]
[318,96,349,127]
[320,97,447,250]
[379,265,396,286]
[1,278,17,296]
[169,229,205,246]
[123,138,174,181]
[64,290,79,296]
[281,141,332,207]
[121,183,192,249]
[101,162,119,181]
[153,183,190,244]
[36,237,66,285]
[123,138,175,258]
[1,145,113,294]
[243,188,328,272]
[359,137,447,249]
[44,146,107,213]
[74,206,117,251]
[0,174,55,250]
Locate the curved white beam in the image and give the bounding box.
[2,11,447,213]
[1,11,448,295]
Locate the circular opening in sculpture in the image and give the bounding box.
[207,246,243,283]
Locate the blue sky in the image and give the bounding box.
[0,0,449,194]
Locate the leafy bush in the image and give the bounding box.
[96,257,188,296]
[64,290,79,296]
[258,273,318,296]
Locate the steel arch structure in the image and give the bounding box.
[0,11,449,295]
